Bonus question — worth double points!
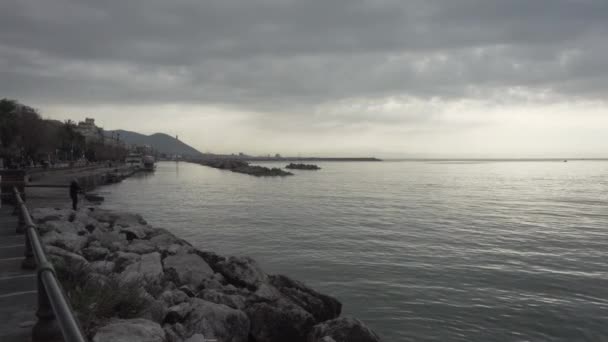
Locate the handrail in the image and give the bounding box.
[13,187,87,342]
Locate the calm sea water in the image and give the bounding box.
[100,160,608,341]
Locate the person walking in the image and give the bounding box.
[69,179,82,210]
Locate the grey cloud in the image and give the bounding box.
[1,0,608,113]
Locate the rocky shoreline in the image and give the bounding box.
[32,207,381,342]
[196,159,293,177]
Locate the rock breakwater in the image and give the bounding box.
[196,160,293,177]
[32,207,381,342]
[286,163,321,170]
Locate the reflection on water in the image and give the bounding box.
[100,160,608,341]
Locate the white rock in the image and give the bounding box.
[163,252,214,288]
[89,261,115,274]
[42,230,88,253]
[121,252,163,285]
[183,299,249,342]
[216,256,267,289]
[92,318,165,342]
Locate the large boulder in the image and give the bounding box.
[121,252,164,285]
[163,252,214,289]
[42,230,88,253]
[215,256,267,290]
[308,317,381,342]
[82,246,111,261]
[269,274,341,322]
[45,245,88,268]
[30,208,71,223]
[113,251,141,271]
[92,318,165,342]
[246,299,316,342]
[92,230,127,252]
[89,260,116,274]
[182,299,249,342]
[197,289,246,310]
[126,241,157,254]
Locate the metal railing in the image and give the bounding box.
[14,187,87,342]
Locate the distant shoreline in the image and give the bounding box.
[239,157,381,162]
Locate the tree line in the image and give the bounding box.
[0,98,128,168]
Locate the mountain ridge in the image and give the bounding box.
[107,129,202,156]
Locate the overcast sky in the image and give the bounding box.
[2,0,608,157]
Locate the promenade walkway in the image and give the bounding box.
[0,205,36,342]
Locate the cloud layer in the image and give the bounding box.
[1,0,608,156]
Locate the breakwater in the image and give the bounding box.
[195,159,293,177]
[31,206,381,342]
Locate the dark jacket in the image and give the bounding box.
[69,180,81,198]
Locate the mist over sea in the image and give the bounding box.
[100,160,608,341]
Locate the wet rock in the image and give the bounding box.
[270,274,341,322]
[215,256,267,290]
[121,252,164,285]
[182,299,249,342]
[163,252,214,289]
[246,299,315,342]
[92,318,165,342]
[82,246,110,261]
[308,317,381,342]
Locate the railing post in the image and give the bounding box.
[32,269,62,342]
[22,225,36,270]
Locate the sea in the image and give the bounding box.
[99,160,608,342]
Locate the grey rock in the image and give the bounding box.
[45,245,88,268]
[92,230,127,251]
[113,251,141,271]
[160,290,190,306]
[216,256,267,290]
[246,299,315,342]
[184,334,206,342]
[163,252,214,289]
[89,260,116,274]
[182,299,249,342]
[42,230,88,253]
[164,323,187,342]
[308,317,381,342]
[82,246,110,261]
[270,274,342,322]
[121,252,164,285]
[92,318,165,342]
[127,241,157,254]
[121,225,148,241]
[30,208,71,223]
[164,302,192,324]
[197,289,246,310]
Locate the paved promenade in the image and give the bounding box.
[0,164,135,341]
[0,205,37,342]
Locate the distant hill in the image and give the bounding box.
[108,130,202,156]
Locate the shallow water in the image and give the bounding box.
[100,160,608,341]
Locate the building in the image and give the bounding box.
[76,118,104,143]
